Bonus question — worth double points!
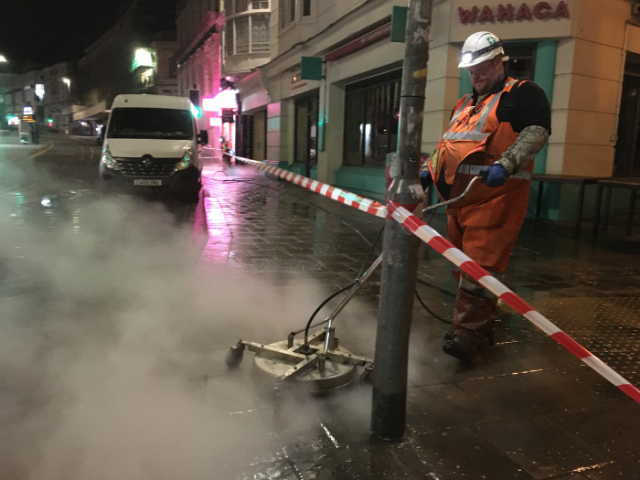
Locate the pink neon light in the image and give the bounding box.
[202,89,237,112]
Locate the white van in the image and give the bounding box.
[99,94,208,202]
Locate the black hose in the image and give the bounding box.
[302,224,385,346]
[415,289,453,325]
[416,278,457,298]
[303,280,358,345]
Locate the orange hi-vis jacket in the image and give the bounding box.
[429,78,534,274]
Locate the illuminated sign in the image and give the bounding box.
[458,1,570,24]
[222,109,235,123]
[35,84,45,101]
[210,117,222,127]
[132,48,154,71]
[202,89,237,113]
[23,106,33,115]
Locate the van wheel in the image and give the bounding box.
[182,187,201,204]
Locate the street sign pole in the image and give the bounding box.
[371,0,434,441]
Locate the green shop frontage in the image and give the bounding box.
[246,0,639,225]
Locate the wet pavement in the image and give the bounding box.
[198,161,640,479]
[1,132,640,479]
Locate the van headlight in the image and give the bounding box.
[175,147,194,171]
[100,146,121,171]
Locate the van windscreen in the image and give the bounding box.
[107,108,193,140]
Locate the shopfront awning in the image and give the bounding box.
[73,100,110,121]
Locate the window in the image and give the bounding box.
[226,0,268,12]
[107,108,193,141]
[224,1,271,56]
[235,16,250,53]
[504,44,536,81]
[225,23,234,56]
[344,71,402,168]
[303,0,311,16]
[614,52,640,177]
[251,14,270,52]
[279,0,295,29]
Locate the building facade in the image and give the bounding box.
[174,0,273,153]
[74,0,178,134]
[2,70,46,131]
[231,0,640,221]
[42,62,79,131]
[0,73,17,128]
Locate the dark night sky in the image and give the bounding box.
[0,0,129,70]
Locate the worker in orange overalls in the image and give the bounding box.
[420,31,551,362]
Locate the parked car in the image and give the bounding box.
[99,94,208,202]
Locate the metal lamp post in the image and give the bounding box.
[371,0,434,442]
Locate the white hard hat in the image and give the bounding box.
[458,31,509,68]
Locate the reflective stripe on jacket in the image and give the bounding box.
[429,78,533,202]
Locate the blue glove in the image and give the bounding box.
[419,170,433,190]
[480,164,510,187]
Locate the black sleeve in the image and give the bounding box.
[497,81,551,134]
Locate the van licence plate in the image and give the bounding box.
[134,179,162,186]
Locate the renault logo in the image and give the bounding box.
[141,156,153,168]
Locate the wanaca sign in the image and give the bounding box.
[458,1,570,24]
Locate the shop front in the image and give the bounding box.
[254,0,638,221]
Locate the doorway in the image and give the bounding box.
[295,96,319,177]
[253,109,267,161]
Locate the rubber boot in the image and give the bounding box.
[443,329,495,346]
[442,288,497,361]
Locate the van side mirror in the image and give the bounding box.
[198,130,209,145]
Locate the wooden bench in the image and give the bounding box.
[592,179,640,238]
[531,174,601,236]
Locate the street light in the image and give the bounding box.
[62,77,71,87]
[0,55,7,63]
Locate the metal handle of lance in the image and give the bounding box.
[422,176,483,214]
[318,254,384,357]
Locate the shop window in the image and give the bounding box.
[251,14,270,52]
[504,44,536,81]
[343,71,402,168]
[224,0,232,13]
[303,0,311,16]
[615,52,640,177]
[236,0,248,13]
[252,0,269,8]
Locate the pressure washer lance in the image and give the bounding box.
[422,175,484,215]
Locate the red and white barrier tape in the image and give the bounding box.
[387,200,640,404]
[228,154,640,404]
[233,156,389,219]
